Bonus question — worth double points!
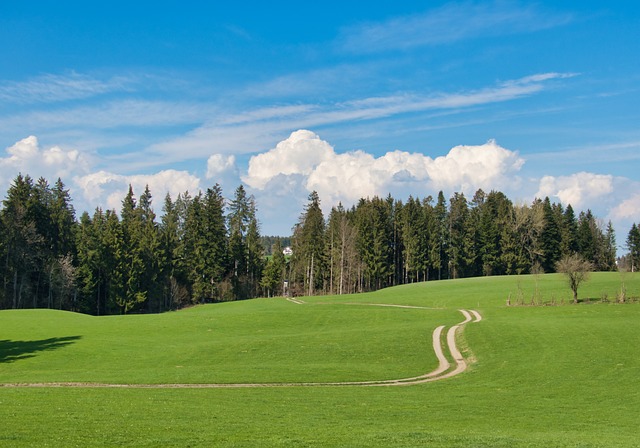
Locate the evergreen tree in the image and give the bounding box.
[354,197,393,290]
[102,209,127,313]
[75,211,97,313]
[160,193,188,309]
[432,191,449,280]
[118,187,147,313]
[478,191,513,276]
[626,223,640,272]
[539,197,562,273]
[292,191,326,295]
[228,185,250,298]
[182,193,207,301]
[560,204,578,257]
[602,221,617,271]
[137,185,163,311]
[448,192,471,279]
[399,196,421,283]
[50,178,76,258]
[261,238,285,297]
[576,210,597,263]
[421,196,435,281]
[202,185,228,300]
[1,174,44,308]
[245,197,264,298]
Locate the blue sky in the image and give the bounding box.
[0,1,639,240]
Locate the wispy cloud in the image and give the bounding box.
[0,99,218,131]
[244,63,377,99]
[269,73,574,129]
[0,72,136,104]
[528,140,640,165]
[142,72,573,164]
[339,2,573,53]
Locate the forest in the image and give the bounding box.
[0,173,637,315]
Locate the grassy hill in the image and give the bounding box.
[1,272,639,446]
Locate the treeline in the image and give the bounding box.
[286,190,618,297]
[0,174,262,314]
[0,173,625,314]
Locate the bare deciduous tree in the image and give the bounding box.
[556,254,594,303]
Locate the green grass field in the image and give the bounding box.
[1,272,639,447]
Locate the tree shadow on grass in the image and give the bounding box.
[0,336,82,363]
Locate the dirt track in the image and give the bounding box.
[1,304,482,389]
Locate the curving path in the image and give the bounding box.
[1,304,482,389]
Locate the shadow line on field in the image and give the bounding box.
[0,336,82,363]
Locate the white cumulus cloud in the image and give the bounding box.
[610,193,640,221]
[536,172,613,208]
[245,130,525,210]
[1,136,206,218]
[0,135,90,186]
[74,169,201,213]
[425,140,525,191]
[244,130,334,189]
[206,154,236,179]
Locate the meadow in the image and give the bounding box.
[1,272,639,447]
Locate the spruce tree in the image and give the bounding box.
[203,185,228,300]
[137,185,162,311]
[292,191,326,295]
[448,192,470,279]
[626,223,640,272]
[1,174,43,308]
[261,238,285,297]
[432,191,448,280]
[540,197,562,273]
[160,193,187,309]
[561,204,578,257]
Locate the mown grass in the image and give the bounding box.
[0,301,458,384]
[1,272,639,447]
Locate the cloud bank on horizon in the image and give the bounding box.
[1,129,637,239]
